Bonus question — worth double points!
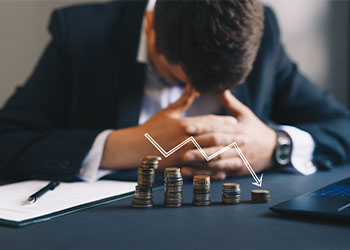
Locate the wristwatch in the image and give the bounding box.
[273,130,293,167]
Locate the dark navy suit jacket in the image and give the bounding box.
[0,0,349,181]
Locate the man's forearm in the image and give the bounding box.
[100,126,148,170]
[0,129,102,181]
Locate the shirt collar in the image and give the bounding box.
[136,0,157,64]
[136,0,181,87]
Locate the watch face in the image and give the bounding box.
[277,144,291,165]
[275,132,292,166]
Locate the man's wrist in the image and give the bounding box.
[79,129,113,182]
[100,130,117,170]
[100,126,145,170]
[273,129,293,168]
[265,127,278,168]
[275,125,316,175]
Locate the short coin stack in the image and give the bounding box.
[132,156,161,208]
[222,183,241,204]
[251,189,271,203]
[192,175,211,206]
[164,167,183,208]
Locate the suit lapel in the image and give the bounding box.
[112,51,146,129]
[110,1,147,129]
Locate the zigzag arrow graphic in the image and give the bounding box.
[144,133,263,187]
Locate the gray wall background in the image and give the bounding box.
[0,0,349,108]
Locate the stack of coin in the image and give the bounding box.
[132,156,161,208]
[192,175,211,206]
[251,189,271,203]
[164,167,183,208]
[132,186,153,208]
[222,183,240,204]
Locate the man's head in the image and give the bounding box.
[144,0,264,93]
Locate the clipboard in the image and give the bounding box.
[0,180,161,227]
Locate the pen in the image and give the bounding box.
[26,181,60,205]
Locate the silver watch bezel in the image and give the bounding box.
[274,130,293,167]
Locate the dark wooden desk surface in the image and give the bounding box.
[1,165,350,250]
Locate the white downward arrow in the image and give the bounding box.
[144,133,263,187]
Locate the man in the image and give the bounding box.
[0,0,349,182]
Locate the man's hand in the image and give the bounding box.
[181,90,277,179]
[101,86,276,181]
[100,84,199,170]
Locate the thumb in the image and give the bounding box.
[165,84,199,117]
[220,89,248,117]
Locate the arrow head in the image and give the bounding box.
[252,173,263,187]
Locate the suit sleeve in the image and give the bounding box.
[267,8,350,167]
[0,10,102,181]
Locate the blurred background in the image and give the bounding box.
[0,0,349,108]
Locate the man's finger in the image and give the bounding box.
[181,166,194,177]
[181,166,226,180]
[183,146,238,164]
[181,166,214,177]
[211,171,227,180]
[190,133,247,148]
[207,157,243,170]
[185,116,237,135]
[165,84,199,117]
[225,168,249,178]
[220,89,249,117]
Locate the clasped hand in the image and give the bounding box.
[101,85,277,180]
[140,85,277,179]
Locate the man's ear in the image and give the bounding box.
[144,11,155,36]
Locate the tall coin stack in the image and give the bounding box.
[164,168,183,208]
[192,175,211,206]
[132,156,161,208]
[222,183,240,204]
[251,189,271,203]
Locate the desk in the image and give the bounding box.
[1,165,349,250]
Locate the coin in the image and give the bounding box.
[251,189,271,203]
[141,156,162,169]
[193,200,211,206]
[132,198,153,208]
[222,197,240,204]
[132,156,161,208]
[192,175,211,206]
[164,167,183,208]
[222,183,241,205]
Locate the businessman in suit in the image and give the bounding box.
[0,0,349,181]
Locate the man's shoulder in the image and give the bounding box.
[55,0,137,25]
[263,6,281,40]
[57,1,123,16]
[48,0,146,48]
[252,6,281,63]
[48,1,124,40]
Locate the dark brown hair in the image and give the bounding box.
[154,0,264,93]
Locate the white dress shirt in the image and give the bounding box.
[79,0,316,182]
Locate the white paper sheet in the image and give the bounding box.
[0,180,137,222]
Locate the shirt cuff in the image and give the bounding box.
[79,129,113,182]
[277,125,317,176]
